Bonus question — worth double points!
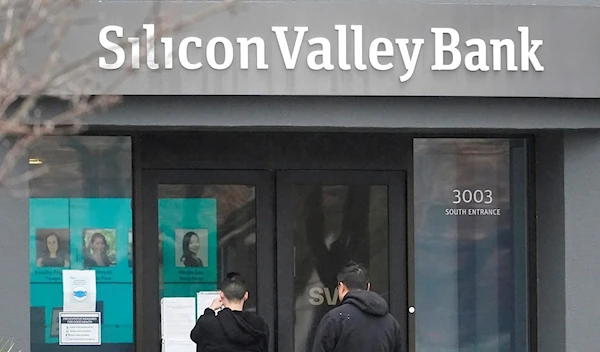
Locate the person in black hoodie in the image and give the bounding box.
[311,262,403,352]
[190,272,269,352]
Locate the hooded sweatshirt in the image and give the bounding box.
[190,307,269,352]
[311,290,403,352]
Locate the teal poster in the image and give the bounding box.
[29,198,133,345]
[159,198,218,298]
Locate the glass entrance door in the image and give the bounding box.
[137,170,275,352]
[138,170,407,352]
[276,171,407,352]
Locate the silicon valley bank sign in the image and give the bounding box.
[98,24,544,82]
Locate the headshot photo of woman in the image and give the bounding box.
[36,230,70,268]
[83,230,116,268]
[178,230,206,267]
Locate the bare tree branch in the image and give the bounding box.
[0,0,240,192]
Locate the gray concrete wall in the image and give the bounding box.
[563,131,600,351]
[0,143,30,351]
[40,2,600,97]
[536,132,566,352]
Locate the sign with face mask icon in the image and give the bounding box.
[62,270,97,312]
[30,198,134,345]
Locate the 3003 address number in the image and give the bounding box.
[452,189,493,204]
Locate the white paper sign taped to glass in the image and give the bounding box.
[196,291,221,318]
[59,312,101,345]
[62,270,97,312]
[161,297,197,352]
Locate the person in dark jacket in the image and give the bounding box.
[311,262,403,352]
[190,272,269,352]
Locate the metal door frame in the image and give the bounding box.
[275,170,408,352]
[134,169,276,352]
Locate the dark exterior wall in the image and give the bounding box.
[536,132,566,352]
[85,96,600,130]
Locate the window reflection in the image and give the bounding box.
[28,136,133,352]
[292,185,389,352]
[414,139,528,352]
[158,184,258,311]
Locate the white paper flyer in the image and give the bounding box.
[62,270,97,312]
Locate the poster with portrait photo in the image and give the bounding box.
[175,229,209,268]
[83,228,117,268]
[35,228,70,268]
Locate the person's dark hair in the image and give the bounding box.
[90,232,107,249]
[336,261,369,290]
[181,231,199,266]
[90,232,111,265]
[220,272,248,301]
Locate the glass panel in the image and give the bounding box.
[292,184,389,352]
[158,184,258,312]
[414,138,529,352]
[27,136,133,352]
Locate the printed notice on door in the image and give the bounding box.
[59,312,101,345]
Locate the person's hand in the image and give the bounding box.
[210,297,223,311]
